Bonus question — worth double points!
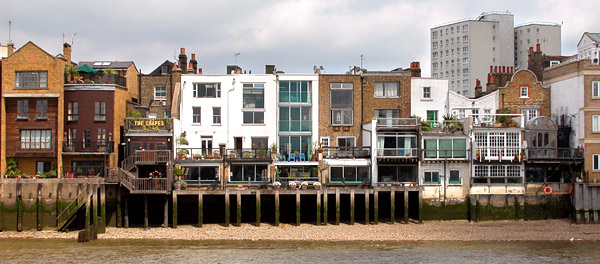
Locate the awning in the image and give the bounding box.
[77,64,99,74]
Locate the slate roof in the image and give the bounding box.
[78,61,135,69]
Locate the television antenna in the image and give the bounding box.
[235,52,241,65]
[8,20,12,43]
[360,54,365,69]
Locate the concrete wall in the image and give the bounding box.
[514,24,562,69]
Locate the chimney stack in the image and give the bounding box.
[7,42,14,56]
[190,53,198,74]
[63,43,72,66]
[265,64,276,74]
[187,62,195,73]
[475,79,482,97]
[178,48,188,72]
[529,47,534,54]
[408,61,421,77]
[536,43,541,52]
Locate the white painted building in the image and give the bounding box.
[448,90,498,123]
[411,77,448,126]
[577,32,600,64]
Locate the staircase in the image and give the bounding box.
[115,167,171,194]
[56,187,89,231]
[116,150,173,195]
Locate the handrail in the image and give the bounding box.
[322,147,371,159]
[63,140,114,153]
[375,148,418,158]
[225,148,272,160]
[118,167,170,193]
[376,118,418,127]
[56,186,88,230]
[526,147,584,160]
[474,147,523,161]
[122,150,172,171]
[176,147,223,160]
[422,149,468,159]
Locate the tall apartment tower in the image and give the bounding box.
[430,12,561,97]
[514,23,562,69]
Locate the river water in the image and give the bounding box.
[0,239,597,263]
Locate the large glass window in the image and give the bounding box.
[473,165,523,184]
[97,128,107,146]
[279,136,311,158]
[378,165,417,183]
[20,129,51,149]
[329,166,369,184]
[279,106,311,132]
[330,83,353,126]
[243,83,264,108]
[424,171,440,184]
[423,138,467,159]
[230,164,268,182]
[376,135,417,157]
[193,83,221,98]
[183,166,219,184]
[279,81,310,103]
[16,71,48,89]
[243,111,264,124]
[374,82,399,98]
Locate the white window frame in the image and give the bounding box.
[423,87,431,99]
[594,115,600,132]
[337,136,356,147]
[594,154,600,171]
[523,108,539,122]
[192,106,201,124]
[520,86,529,98]
[154,86,167,100]
[593,81,600,98]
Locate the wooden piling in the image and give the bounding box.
[171,192,177,228]
[335,188,340,225]
[99,185,106,233]
[56,183,62,228]
[296,190,301,226]
[350,189,355,225]
[224,189,230,227]
[0,182,3,231]
[323,188,328,225]
[418,187,423,224]
[116,186,122,228]
[364,191,369,225]
[374,190,379,224]
[85,185,91,234]
[198,192,203,228]
[594,211,599,225]
[163,196,169,228]
[92,185,98,232]
[404,187,409,224]
[37,183,43,231]
[236,191,242,227]
[255,190,261,227]
[316,190,321,226]
[17,183,23,232]
[390,188,395,224]
[124,193,129,228]
[274,190,280,226]
[144,195,149,229]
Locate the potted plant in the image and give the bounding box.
[173,167,184,190]
[313,181,322,190]
[242,151,252,158]
[177,149,189,160]
[289,181,297,189]
[257,148,266,158]
[229,150,237,158]
[295,151,300,162]
[65,65,79,83]
[273,181,281,190]
[311,151,317,161]
[193,153,202,160]
[270,143,278,155]
[301,181,309,190]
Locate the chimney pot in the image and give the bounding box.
[180,48,185,54]
[476,79,481,86]
[490,65,493,73]
[536,43,540,52]
[494,66,498,73]
[198,68,203,74]
[529,47,534,54]
[191,53,196,60]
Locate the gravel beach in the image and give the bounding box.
[1,220,599,241]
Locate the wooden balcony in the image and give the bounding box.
[14,141,55,156]
[122,150,172,171]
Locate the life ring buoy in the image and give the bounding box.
[543,186,553,195]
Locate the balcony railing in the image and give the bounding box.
[278,120,312,132]
[63,166,105,177]
[125,118,173,133]
[473,114,524,128]
[65,74,126,87]
[474,147,523,161]
[322,147,370,159]
[225,149,272,160]
[526,147,584,160]
[375,148,418,158]
[14,141,55,154]
[122,150,172,171]
[279,91,312,104]
[422,149,468,160]
[63,140,114,153]
[176,148,223,160]
[376,118,418,128]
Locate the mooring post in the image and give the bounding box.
[350,189,355,225]
[296,189,301,226]
[335,188,340,225]
[323,188,328,225]
[163,195,169,228]
[37,183,43,231]
[99,185,106,233]
[55,183,62,228]
[124,193,129,228]
[17,183,23,232]
[364,190,370,225]
[144,195,149,230]
[584,185,590,224]
[224,189,230,227]
[418,187,423,224]
[116,186,122,228]
[198,192,203,228]
[171,192,177,228]
[236,191,242,227]
[274,190,280,226]
[390,187,395,224]
[85,185,91,235]
[316,190,321,226]
[404,187,409,224]
[0,182,4,231]
[255,190,261,227]
[374,189,379,224]
[92,185,99,233]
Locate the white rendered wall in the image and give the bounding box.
[549,75,585,147]
[448,90,498,118]
[411,78,448,121]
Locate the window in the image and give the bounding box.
[329,166,370,183]
[15,71,48,89]
[230,164,268,182]
[432,31,438,39]
[154,86,167,100]
[463,46,468,54]
[423,87,431,99]
[193,83,221,98]
[201,136,213,155]
[67,102,78,121]
[424,172,440,184]
[433,63,438,70]
[520,86,529,98]
[251,137,268,150]
[374,109,400,125]
[94,102,106,121]
[97,128,107,146]
[462,25,468,32]
[161,65,169,74]
[593,81,600,97]
[445,29,449,35]
[243,111,264,124]
[36,100,47,119]
[279,135,312,157]
[331,83,353,126]
[463,36,468,43]
[83,130,91,148]
[433,52,438,59]
[212,107,221,124]
[164,110,171,118]
[279,81,310,103]
[463,80,468,87]
[433,73,438,78]
[67,128,76,150]
[374,82,399,98]
[463,69,468,76]
[449,170,461,184]
[17,100,28,120]
[473,165,523,184]
[376,135,417,157]
[424,138,467,159]
[192,107,201,124]
[243,83,265,124]
[378,165,417,183]
[463,57,468,64]
[20,129,51,149]
[523,109,538,122]
[594,154,600,171]
[432,42,438,49]
[337,137,355,147]
[279,106,311,132]
[451,27,454,34]
[594,116,600,132]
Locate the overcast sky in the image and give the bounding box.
[1,0,598,76]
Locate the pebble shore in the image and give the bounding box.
[1,220,599,241]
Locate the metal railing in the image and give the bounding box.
[66,74,126,87]
[474,147,523,161]
[472,114,525,128]
[176,147,223,160]
[376,118,418,128]
[63,140,113,153]
[322,147,370,159]
[526,147,584,160]
[56,186,89,231]
[225,148,272,160]
[63,166,105,177]
[422,149,468,160]
[125,118,173,133]
[375,148,418,158]
[14,141,54,154]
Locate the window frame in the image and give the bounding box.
[20,129,52,150]
[193,83,221,98]
[423,171,440,185]
[36,100,48,120]
[67,101,78,121]
[94,102,106,121]
[374,82,400,98]
[594,154,600,171]
[212,107,221,125]
[192,107,201,124]
[423,86,431,99]
[594,115,600,132]
[520,86,529,98]
[17,100,29,120]
[449,170,461,184]
[15,71,48,89]
[593,81,600,98]
[337,136,356,147]
[154,86,167,100]
[330,83,354,126]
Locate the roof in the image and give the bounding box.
[147,60,173,76]
[78,61,135,70]
[577,32,600,48]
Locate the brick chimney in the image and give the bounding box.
[178,48,188,73]
[474,79,482,97]
[528,44,544,80]
[63,43,72,65]
[187,62,195,74]
[190,53,198,74]
[7,42,14,56]
[407,61,421,77]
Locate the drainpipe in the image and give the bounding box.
[227,77,236,148]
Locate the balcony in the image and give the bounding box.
[122,150,172,171]
[63,166,105,178]
[278,120,312,132]
[224,148,272,161]
[376,118,418,128]
[65,74,126,87]
[14,141,55,155]
[176,147,223,160]
[422,149,468,160]
[375,148,418,158]
[526,147,584,161]
[322,147,370,159]
[474,147,523,162]
[63,140,114,154]
[473,114,524,128]
[125,118,173,134]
